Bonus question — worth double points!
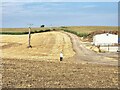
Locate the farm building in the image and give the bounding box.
[93,33,118,46]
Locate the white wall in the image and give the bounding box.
[93,33,118,46]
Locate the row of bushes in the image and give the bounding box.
[0,29,51,35]
[63,29,88,38]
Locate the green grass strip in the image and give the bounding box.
[0,29,51,35]
[63,29,88,38]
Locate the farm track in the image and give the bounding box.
[1,31,119,88]
[64,32,118,66]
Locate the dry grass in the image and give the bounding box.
[1,31,75,61]
[61,26,118,34]
[0,26,117,33]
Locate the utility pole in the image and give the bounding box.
[27,24,33,48]
[108,44,109,52]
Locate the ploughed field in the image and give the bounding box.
[0,31,119,88]
[2,58,118,88]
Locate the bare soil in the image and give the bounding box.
[2,58,119,88]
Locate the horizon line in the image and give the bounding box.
[0,25,118,28]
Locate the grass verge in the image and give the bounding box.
[63,29,88,38]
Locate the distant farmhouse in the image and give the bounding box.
[93,33,118,46]
[91,32,118,52]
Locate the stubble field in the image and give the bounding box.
[1,31,75,61]
[0,27,119,88]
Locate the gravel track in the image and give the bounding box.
[64,32,118,66]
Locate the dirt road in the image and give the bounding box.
[64,32,118,66]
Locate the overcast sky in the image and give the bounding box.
[1,1,119,28]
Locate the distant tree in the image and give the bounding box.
[41,25,45,27]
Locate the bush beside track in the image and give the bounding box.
[63,29,88,38]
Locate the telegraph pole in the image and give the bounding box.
[27,24,33,48]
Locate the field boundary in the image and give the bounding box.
[0,29,52,35]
